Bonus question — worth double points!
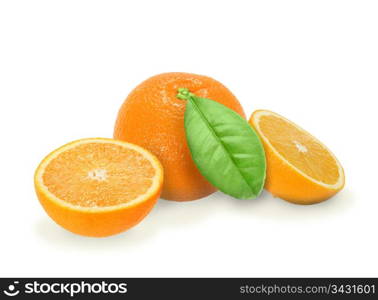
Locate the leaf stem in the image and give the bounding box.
[176,88,196,101]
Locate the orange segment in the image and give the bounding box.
[42,142,156,207]
[258,114,340,185]
[34,138,163,237]
[249,110,344,204]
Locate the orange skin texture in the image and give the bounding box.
[249,111,345,204]
[35,181,161,237]
[114,72,246,201]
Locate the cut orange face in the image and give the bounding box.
[34,138,163,237]
[249,110,345,204]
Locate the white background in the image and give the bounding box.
[1,0,377,277]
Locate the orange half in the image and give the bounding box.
[249,110,345,204]
[34,138,163,237]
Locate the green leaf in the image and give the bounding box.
[178,88,266,199]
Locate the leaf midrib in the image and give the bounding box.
[188,97,254,194]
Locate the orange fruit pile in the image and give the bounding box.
[34,138,163,237]
[114,72,245,201]
[249,110,345,204]
[35,72,346,238]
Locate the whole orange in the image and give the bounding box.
[114,72,246,201]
